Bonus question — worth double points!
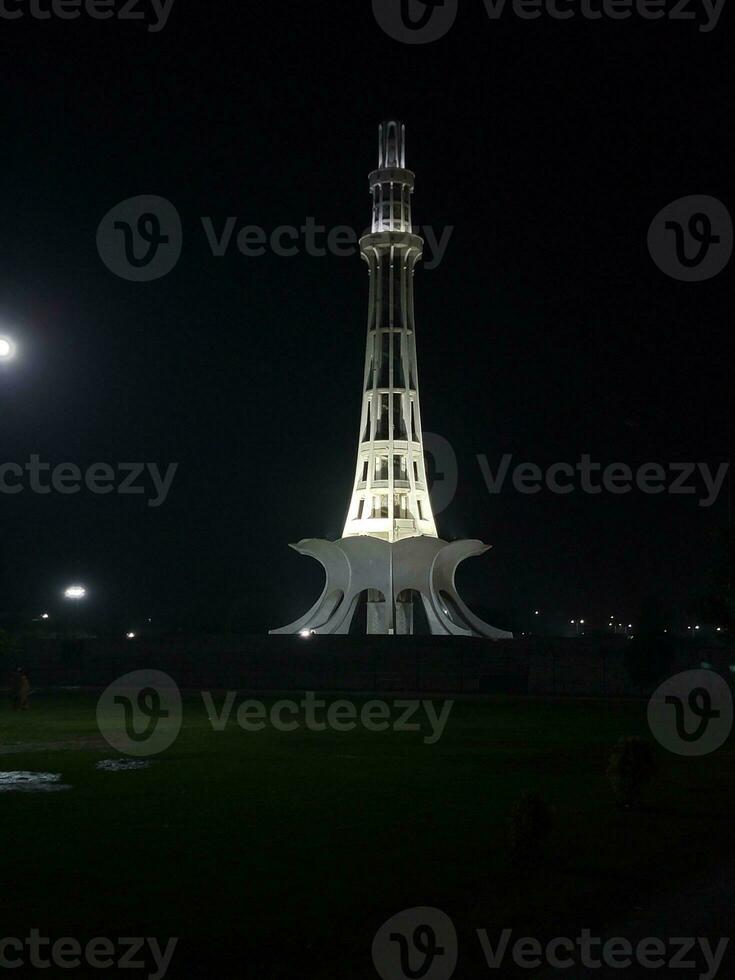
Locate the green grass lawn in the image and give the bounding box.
[1,691,733,978]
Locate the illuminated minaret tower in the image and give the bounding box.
[342,121,437,542]
[272,122,512,639]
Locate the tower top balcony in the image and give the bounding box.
[370,122,416,235]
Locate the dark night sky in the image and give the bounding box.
[1,1,733,634]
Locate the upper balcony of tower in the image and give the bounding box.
[369,120,416,234]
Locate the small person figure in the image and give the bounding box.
[11,667,30,711]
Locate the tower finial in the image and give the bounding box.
[378,120,406,169]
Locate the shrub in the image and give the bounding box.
[508,792,553,866]
[607,736,658,808]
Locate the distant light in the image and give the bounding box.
[570,620,575,625]
[64,585,87,600]
[299,629,314,638]
[41,613,49,620]
[580,619,585,625]
[716,627,722,632]
[695,625,701,630]
[534,610,540,616]
[627,624,632,629]
[126,632,137,640]
[0,337,14,359]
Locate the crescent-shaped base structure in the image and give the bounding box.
[270,536,513,639]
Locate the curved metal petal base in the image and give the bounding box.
[271,536,513,639]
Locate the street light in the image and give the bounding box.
[0,337,14,359]
[62,585,87,639]
[64,585,87,600]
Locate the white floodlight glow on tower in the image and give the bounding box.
[341,121,437,544]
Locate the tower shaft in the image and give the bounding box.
[343,121,437,543]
